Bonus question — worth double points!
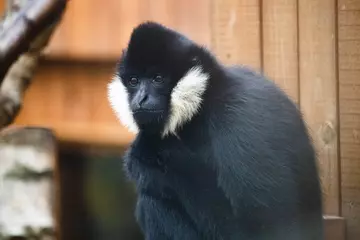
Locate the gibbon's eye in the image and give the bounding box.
[129,77,139,87]
[191,56,200,65]
[153,75,164,84]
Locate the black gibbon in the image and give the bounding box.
[107,21,323,240]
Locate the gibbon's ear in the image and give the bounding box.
[191,56,200,65]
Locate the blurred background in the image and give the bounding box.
[0,0,358,240]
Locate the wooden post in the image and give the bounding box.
[262,0,299,103]
[298,0,340,216]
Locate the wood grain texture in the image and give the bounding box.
[338,0,360,10]
[262,0,299,102]
[211,0,262,70]
[338,1,360,239]
[13,61,135,146]
[339,25,360,40]
[338,9,360,25]
[298,0,340,215]
[45,0,211,61]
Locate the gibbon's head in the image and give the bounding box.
[107,21,210,137]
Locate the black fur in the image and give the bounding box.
[117,22,323,240]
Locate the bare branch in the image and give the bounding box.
[0,23,58,126]
[0,0,67,82]
[0,0,67,128]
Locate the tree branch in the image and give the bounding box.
[0,0,67,128]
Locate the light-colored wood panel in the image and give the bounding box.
[339,83,360,100]
[340,143,360,159]
[338,0,360,240]
[339,40,360,54]
[340,113,360,129]
[340,128,360,144]
[341,179,360,239]
[298,0,340,215]
[340,99,360,114]
[46,0,211,61]
[338,1,360,239]
[13,62,135,146]
[339,0,360,10]
[211,0,262,70]
[339,26,360,40]
[338,10,360,25]
[340,158,360,171]
[339,70,360,84]
[262,0,299,102]
[339,54,360,70]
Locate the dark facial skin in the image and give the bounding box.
[118,64,173,132]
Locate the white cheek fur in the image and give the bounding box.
[107,76,139,134]
[107,66,209,137]
[162,66,209,137]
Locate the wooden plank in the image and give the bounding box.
[339,26,360,40]
[262,0,299,102]
[340,143,359,159]
[339,70,360,84]
[339,40,360,55]
[339,54,360,70]
[339,0,360,10]
[139,0,212,48]
[211,0,262,70]
[340,113,360,129]
[338,10,360,25]
[46,0,211,61]
[339,83,360,100]
[323,216,346,240]
[341,128,360,144]
[341,101,360,115]
[298,0,340,215]
[338,1,360,239]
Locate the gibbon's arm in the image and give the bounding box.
[208,86,301,213]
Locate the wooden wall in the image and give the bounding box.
[44,0,212,60]
[10,0,359,239]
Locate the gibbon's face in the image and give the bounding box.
[107,22,209,137]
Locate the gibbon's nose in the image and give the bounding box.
[138,94,148,107]
[132,86,150,110]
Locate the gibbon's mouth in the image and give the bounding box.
[133,109,167,126]
[133,109,165,114]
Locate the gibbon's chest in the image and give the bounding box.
[125,134,236,222]
[125,134,217,196]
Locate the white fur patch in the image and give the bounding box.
[107,67,209,137]
[162,66,209,137]
[107,75,139,134]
